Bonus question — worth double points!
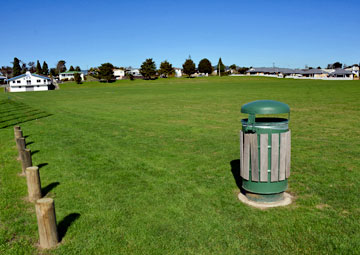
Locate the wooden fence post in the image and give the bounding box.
[35,198,59,249]
[25,166,42,202]
[20,149,32,176]
[16,137,26,160]
[14,126,22,140]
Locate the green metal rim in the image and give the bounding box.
[242,179,288,194]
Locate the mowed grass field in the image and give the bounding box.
[1,76,359,254]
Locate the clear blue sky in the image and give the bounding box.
[1,0,359,69]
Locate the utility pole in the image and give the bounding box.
[218,61,220,77]
[6,74,8,93]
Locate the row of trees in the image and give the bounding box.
[139,57,232,79]
[12,58,49,77]
[93,57,238,82]
[2,58,82,78]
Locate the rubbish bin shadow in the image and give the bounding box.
[58,213,81,242]
[230,159,246,195]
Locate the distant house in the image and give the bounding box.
[7,71,51,92]
[174,68,183,77]
[246,67,298,76]
[113,69,126,80]
[126,68,141,76]
[59,71,85,81]
[345,65,359,78]
[0,72,6,84]
[302,69,329,78]
[330,69,353,78]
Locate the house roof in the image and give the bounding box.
[32,73,51,80]
[302,69,328,74]
[7,74,27,81]
[330,69,352,75]
[60,71,83,74]
[0,72,6,79]
[247,67,299,74]
[8,72,50,81]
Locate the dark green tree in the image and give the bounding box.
[42,61,49,75]
[75,66,81,71]
[332,62,342,69]
[36,60,42,74]
[229,64,237,71]
[217,58,225,74]
[74,72,82,84]
[21,63,27,74]
[98,63,114,82]
[50,68,57,77]
[158,60,174,78]
[28,62,36,73]
[56,60,66,74]
[198,58,213,74]
[69,65,75,71]
[182,58,196,77]
[238,67,249,74]
[140,58,157,80]
[12,57,21,76]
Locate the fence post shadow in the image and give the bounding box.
[57,213,81,241]
[37,163,48,169]
[41,182,60,196]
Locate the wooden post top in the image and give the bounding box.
[36,197,53,205]
[26,166,39,172]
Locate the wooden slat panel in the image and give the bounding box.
[240,131,244,178]
[250,134,259,181]
[260,134,268,182]
[242,133,250,180]
[271,133,279,182]
[279,132,287,181]
[285,130,291,178]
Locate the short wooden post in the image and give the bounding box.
[16,137,26,160]
[14,126,22,140]
[20,149,32,176]
[35,198,59,249]
[25,166,42,202]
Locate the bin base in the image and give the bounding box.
[238,191,293,209]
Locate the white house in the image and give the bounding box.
[8,71,51,92]
[113,69,126,80]
[126,68,141,76]
[174,68,183,77]
[329,69,353,79]
[59,71,85,81]
[345,65,359,78]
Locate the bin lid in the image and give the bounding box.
[241,100,290,114]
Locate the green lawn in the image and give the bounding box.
[1,76,359,254]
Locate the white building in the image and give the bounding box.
[174,68,182,77]
[7,71,51,92]
[126,68,141,76]
[59,71,85,81]
[329,69,353,79]
[345,65,359,78]
[113,69,126,79]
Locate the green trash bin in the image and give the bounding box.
[240,100,291,202]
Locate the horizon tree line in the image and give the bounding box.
[2,57,358,81]
[1,58,82,78]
